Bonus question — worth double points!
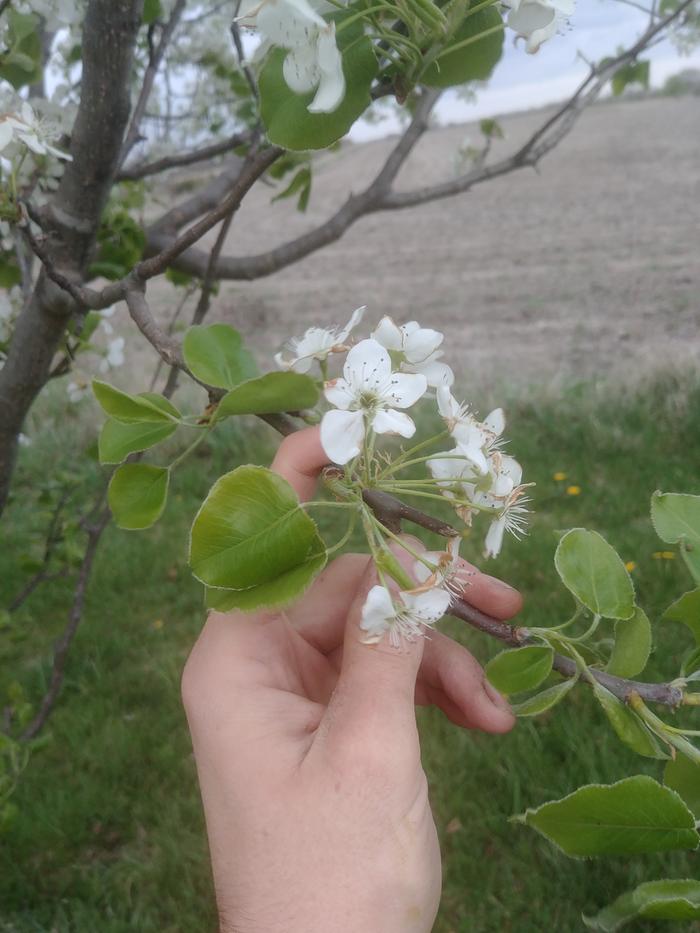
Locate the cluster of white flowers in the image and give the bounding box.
[239,0,345,114]
[0,102,72,162]
[505,0,575,54]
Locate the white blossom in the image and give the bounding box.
[413,536,473,599]
[275,306,365,373]
[437,386,504,475]
[3,102,72,161]
[67,379,89,403]
[372,315,454,387]
[320,338,427,465]
[506,0,575,54]
[360,583,451,646]
[99,337,125,373]
[242,0,346,113]
[18,432,31,447]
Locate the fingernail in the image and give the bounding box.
[483,679,512,711]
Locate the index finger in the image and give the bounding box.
[270,425,329,502]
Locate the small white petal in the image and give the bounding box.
[336,305,366,343]
[343,338,392,391]
[324,377,355,410]
[0,122,14,151]
[320,408,365,464]
[371,316,403,351]
[401,588,450,624]
[382,371,427,409]
[360,585,396,640]
[257,0,325,47]
[308,25,345,114]
[407,355,454,388]
[372,408,416,438]
[283,44,320,93]
[402,326,443,363]
[437,385,459,420]
[483,408,505,436]
[484,517,506,558]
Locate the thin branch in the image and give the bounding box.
[115,131,251,182]
[120,0,187,165]
[0,0,12,18]
[20,510,111,741]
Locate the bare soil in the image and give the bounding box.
[149,95,700,393]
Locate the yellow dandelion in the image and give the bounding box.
[152,618,164,630]
[652,551,676,560]
[553,472,567,482]
[625,561,636,572]
[566,485,581,496]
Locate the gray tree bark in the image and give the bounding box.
[0,0,144,514]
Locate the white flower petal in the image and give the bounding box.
[343,338,392,391]
[371,315,403,351]
[456,434,489,476]
[308,25,345,114]
[360,585,396,640]
[283,44,320,93]
[401,587,450,624]
[383,371,427,409]
[336,305,366,343]
[508,2,558,52]
[437,385,459,420]
[372,408,416,438]
[484,517,506,558]
[257,0,325,47]
[320,408,365,464]
[407,355,454,388]
[0,122,14,151]
[483,408,505,436]
[402,326,443,363]
[324,377,355,410]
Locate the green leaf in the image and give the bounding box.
[652,491,700,583]
[108,464,169,530]
[513,775,698,858]
[606,606,651,678]
[205,548,327,613]
[662,588,700,643]
[611,59,650,97]
[555,529,635,620]
[422,6,504,88]
[665,754,700,818]
[485,646,553,695]
[92,381,180,424]
[182,324,258,390]
[651,491,700,545]
[98,419,177,465]
[511,677,577,717]
[0,253,21,289]
[0,11,42,89]
[189,466,327,599]
[143,0,163,24]
[682,644,700,677]
[271,166,312,212]
[583,879,700,931]
[591,682,669,760]
[215,372,319,420]
[259,16,378,150]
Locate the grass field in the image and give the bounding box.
[2,373,699,932]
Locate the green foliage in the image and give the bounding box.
[259,17,377,150]
[0,250,21,289]
[606,607,651,678]
[485,645,553,695]
[514,775,699,858]
[215,372,320,420]
[189,466,327,603]
[663,587,700,642]
[0,11,42,89]
[664,753,700,817]
[98,419,178,465]
[271,166,313,212]
[88,211,146,281]
[583,879,700,931]
[511,677,577,716]
[108,464,170,530]
[182,324,257,390]
[651,490,700,582]
[92,381,180,425]
[142,0,163,24]
[422,6,504,88]
[555,529,635,620]
[611,59,650,97]
[591,682,668,760]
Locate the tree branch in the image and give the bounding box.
[115,131,251,182]
[120,0,187,165]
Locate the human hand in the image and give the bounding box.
[182,427,522,933]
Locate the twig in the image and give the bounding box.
[120,0,187,165]
[9,490,71,612]
[0,0,12,18]
[116,131,251,182]
[20,510,111,741]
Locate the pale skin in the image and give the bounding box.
[182,427,523,933]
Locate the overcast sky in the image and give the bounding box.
[351,1,700,140]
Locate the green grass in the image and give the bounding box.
[1,373,700,932]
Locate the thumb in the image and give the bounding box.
[329,536,429,739]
